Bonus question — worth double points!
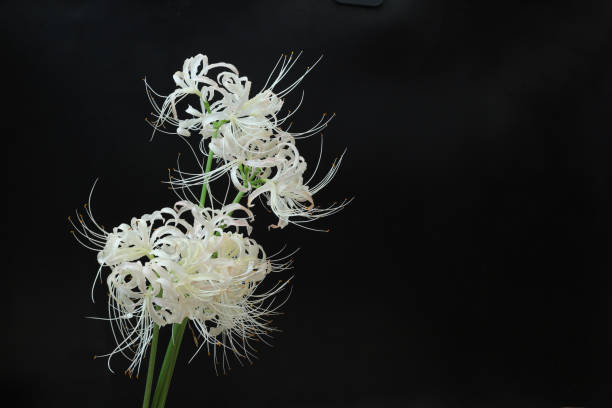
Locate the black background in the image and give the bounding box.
[2,1,611,407]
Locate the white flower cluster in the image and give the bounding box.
[146,52,350,229]
[73,52,349,378]
[72,193,291,374]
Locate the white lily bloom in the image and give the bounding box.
[166,130,285,199]
[70,184,185,299]
[198,52,332,143]
[145,54,238,137]
[96,209,184,267]
[204,71,283,136]
[74,192,291,373]
[247,143,350,230]
[148,52,339,211]
[146,52,332,141]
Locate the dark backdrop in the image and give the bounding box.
[2,1,611,407]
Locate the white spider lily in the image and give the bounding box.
[168,130,295,200]
[159,68,284,140]
[70,183,183,299]
[247,144,350,230]
[145,54,238,137]
[74,192,292,373]
[97,209,184,267]
[146,52,332,142]
[207,71,283,134]
[101,233,289,374]
[201,52,332,142]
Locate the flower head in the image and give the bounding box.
[145,54,238,137]
[246,143,351,230]
[73,190,291,374]
[146,52,331,142]
[147,52,349,230]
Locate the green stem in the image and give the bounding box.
[198,120,228,208]
[150,335,173,408]
[154,319,188,408]
[199,150,215,207]
[142,324,159,408]
[230,190,246,208]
